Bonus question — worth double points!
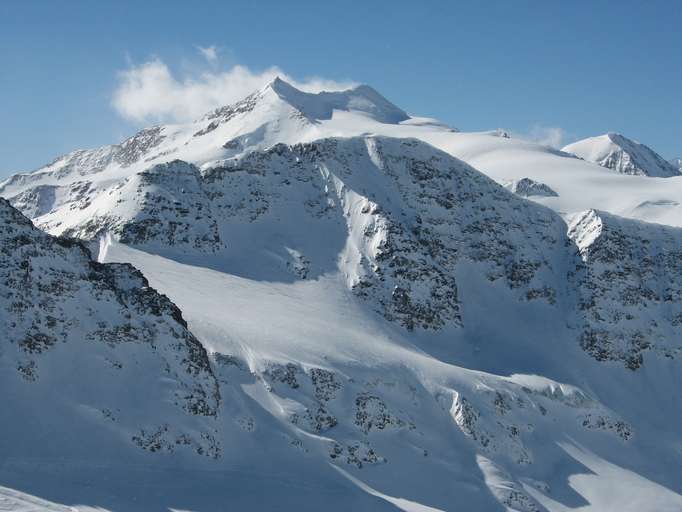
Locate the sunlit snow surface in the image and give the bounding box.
[2,79,682,511]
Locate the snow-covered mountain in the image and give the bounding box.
[4,79,682,229]
[562,132,681,178]
[503,177,558,198]
[671,157,682,172]
[2,79,682,511]
[0,198,231,494]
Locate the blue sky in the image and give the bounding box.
[1,1,680,176]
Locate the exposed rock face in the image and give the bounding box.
[449,376,632,469]
[0,198,220,456]
[505,177,558,198]
[197,86,266,136]
[7,135,682,371]
[4,137,567,332]
[252,356,633,481]
[60,160,224,252]
[569,209,682,368]
[1,128,165,190]
[11,136,682,371]
[337,138,566,329]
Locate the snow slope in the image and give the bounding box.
[426,131,682,227]
[2,80,682,511]
[562,133,681,178]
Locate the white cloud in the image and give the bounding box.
[197,45,218,63]
[111,57,357,124]
[519,125,567,149]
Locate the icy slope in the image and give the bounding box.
[562,133,681,177]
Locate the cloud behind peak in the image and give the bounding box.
[111,57,357,124]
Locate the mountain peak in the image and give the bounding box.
[260,77,409,124]
[562,132,681,177]
[262,75,293,94]
[604,132,634,147]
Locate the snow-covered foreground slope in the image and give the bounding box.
[2,80,682,511]
[99,236,682,512]
[562,133,680,178]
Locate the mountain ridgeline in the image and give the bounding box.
[1,79,682,511]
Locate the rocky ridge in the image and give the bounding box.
[0,198,220,458]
